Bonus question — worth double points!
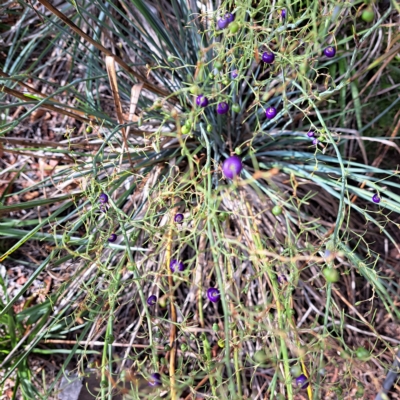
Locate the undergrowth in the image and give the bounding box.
[1,0,400,399]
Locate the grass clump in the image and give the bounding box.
[1,0,400,399]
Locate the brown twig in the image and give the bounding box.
[105,56,133,168]
[183,369,218,400]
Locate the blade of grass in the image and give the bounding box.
[36,0,170,98]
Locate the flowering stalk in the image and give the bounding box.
[117,226,158,371]
[167,215,177,400]
[245,201,293,399]
[201,124,236,395]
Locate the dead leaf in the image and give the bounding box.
[16,275,27,285]
[30,108,46,122]
[106,55,133,167]
[39,158,58,176]
[23,191,39,201]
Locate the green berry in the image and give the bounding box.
[155,331,163,339]
[181,125,190,135]
[164,344,171,351]
[214,60,223,71]
[212,323,219,332]
[361,8,374,23]
[168,56,175,63]
[218,212,229,221]
[272,205,282,216]
[356,385,365,397]
[189,85,199,94]
[86,125,93,133]
[153,100,162,109]
[222,79,230,85]
[355,346,370,361]
[253,350,268,364]
[206,124,213,132]
[322,267,340,283]
[185,120,192,128]
[208,72,214,79]
[325,239,335,251]
[218,338,225,348]
[180,343,188,351]
[232,103,240,113]
[340,350,350,359]
[291,365,302,377]
[355,383,365,398]
[234,147,242,155]
[229,22,239,34]
[334,386,343,395]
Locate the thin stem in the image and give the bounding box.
[167,225,177,400]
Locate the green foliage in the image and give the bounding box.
[0,0,399,398]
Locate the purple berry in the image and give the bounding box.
[225,13,235,23]
[147,295,157,306]
[216,101,229,114]
[174,213,184,223]
[196,95,209,107]
[222,155,243,179]
[324,249,331,258]
[99,193,108,203]
[108,233,117,243]
[312,138,319,145]
[295,374,309,389]
[265,106,277,119]
[324,46,336,58]
[231,69,238,79]
[278,275,287,284]
[170,259,185,272]
[207,288,221,303]
[372,193,380,203]
[148,372,162,387]
[261,51,275,64]
[281,9,286,19]
[217,17,229,30]
[307,131,315,138]
[99,204,109,213]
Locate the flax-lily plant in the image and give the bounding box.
[1,0,400,399]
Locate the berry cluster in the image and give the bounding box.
[306,130,320,146]
[154,1,343,169]
[144,211,222,386]
[217,12,235,30]
[98,192,109,213]
[97,193,118,242]
[135,3,387,391]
